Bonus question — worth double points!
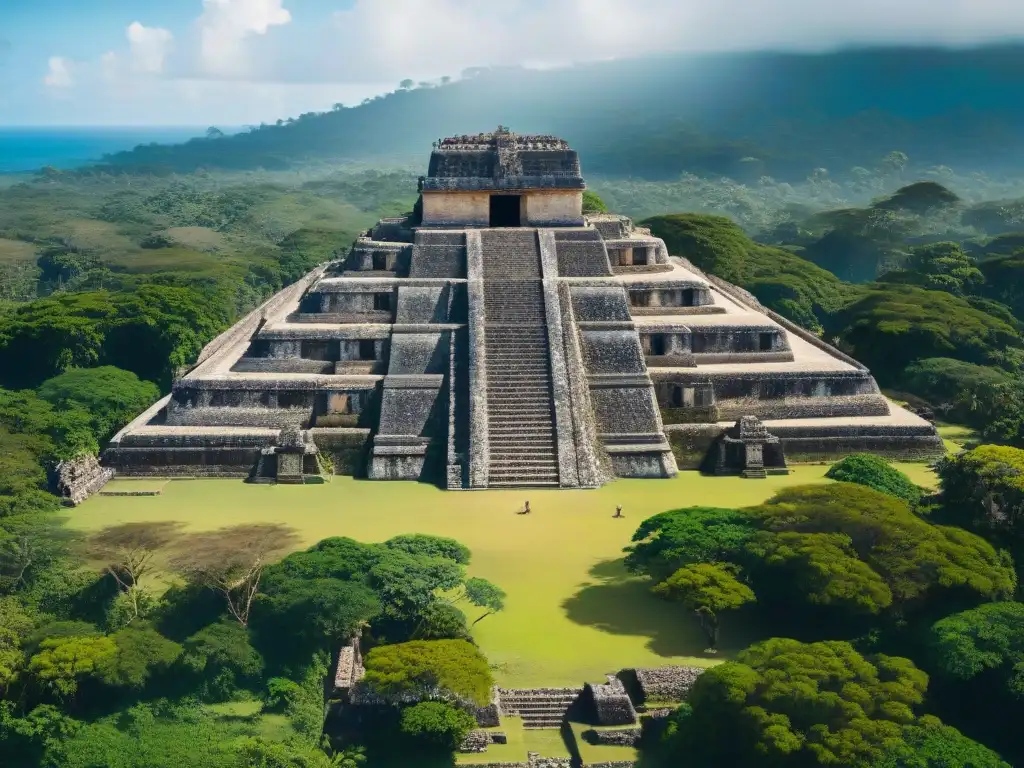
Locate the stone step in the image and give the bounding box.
[488,437,555,446]
[487,480,560,488]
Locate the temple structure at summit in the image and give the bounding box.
[106,127,944,488]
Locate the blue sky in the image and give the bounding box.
[2,0,1024,126]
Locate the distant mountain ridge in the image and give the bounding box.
[96,45,1024,180]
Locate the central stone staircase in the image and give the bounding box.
[497,688,581,729]
[480,229,560,488]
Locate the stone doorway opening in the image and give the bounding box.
[489,194,522,227]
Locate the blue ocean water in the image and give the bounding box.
[0,127,215,173]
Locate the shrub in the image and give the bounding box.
[826,454,922,505]
[399,701,476,751]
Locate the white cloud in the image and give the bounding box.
[197,0,292,77]
[315,0,1024,84]
[127,21,174,75]
[43,56,73,88]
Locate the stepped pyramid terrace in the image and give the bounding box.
[106,128,944,489]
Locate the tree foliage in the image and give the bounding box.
[825,454,922,505]
[399,701,476,751]
[677,638,930,767]
[462,577,506,627]
[627,485,1015,640]
[875,717,1009,768]
[652,563,754,648]
[92,624,181,690]
[625,506,756,582]
[169,524,299,626]
[37,366,160,443]
[929,602,1024,695]
[936,445,1024,564]
[361,639,493,707]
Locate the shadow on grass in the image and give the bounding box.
[561,559,757,658]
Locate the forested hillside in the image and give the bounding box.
[93,45,1024,180]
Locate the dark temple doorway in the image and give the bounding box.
[489,195,522,227]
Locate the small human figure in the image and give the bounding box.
[523,500,531,515]
[614,505,623,518]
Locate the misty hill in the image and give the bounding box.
[95,45,1024,181]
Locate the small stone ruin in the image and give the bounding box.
[55,454,113,506]
[712,415,789,478]
[587,675,637,726]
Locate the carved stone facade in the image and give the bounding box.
[106,129,943,485]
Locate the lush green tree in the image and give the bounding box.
[826,284,1021,386]
[628,485,1015,641]
[0,702,80,766]
[411,601,471,641]
[875,717,1010,768]
[0,596,35,696]
[679,638,929,767]
[235,736,337,767]
[0,387,98,461]
[0,285,227,389]
[749,484,1016,614]
[652,563,755,649]
[900,358,1014,431]
[45,703,241,768]
[38,366,160,443]
[92,624,182,690]
[825,454,922,505]
[383,534,470,565]
[251,578,379,659]
[936,445,1024,564]
[361,639,493,707]
[179,619,264,701]
[625,506,756,582]
[270,655,329,741]
[365,548,464,620]
[399,701,476,751]
[461,577,506,627]
[880,242,984,297]
[29,635,117,698]
[929,602,1024,696]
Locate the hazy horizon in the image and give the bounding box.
[4,0,1024,127]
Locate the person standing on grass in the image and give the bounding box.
[523,500,531,515]
[614,505,623,518]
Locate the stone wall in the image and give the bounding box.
[631,667,706,703]
[422,191,490,226]
[525,191,584,226]
[309,429,372,475]
[582,728,641,747]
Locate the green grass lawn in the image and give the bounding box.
[457,718,570,763]
[936,421,981,453]
[69,464,935,688]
